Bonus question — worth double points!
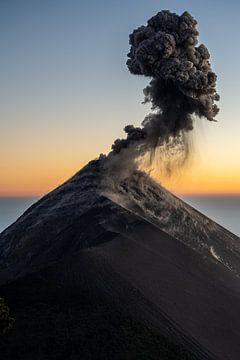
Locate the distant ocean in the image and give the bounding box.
[0,197,40,234]
[181,195,240,237]
[0,195,239,237]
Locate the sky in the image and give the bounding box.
[1,0,240,196]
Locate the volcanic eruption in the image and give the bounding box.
[1,10,240,360]
[110,10,219,174]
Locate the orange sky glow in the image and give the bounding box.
[1,152,240,197]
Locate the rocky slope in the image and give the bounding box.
[0,158,240,359]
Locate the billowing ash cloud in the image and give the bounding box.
[111,10,219,158]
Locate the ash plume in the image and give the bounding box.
[108,10,219,174]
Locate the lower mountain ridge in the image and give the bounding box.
[0,158,240,360]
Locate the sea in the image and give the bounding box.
[0,196,239,237]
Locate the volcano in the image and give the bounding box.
[0,157,240,360]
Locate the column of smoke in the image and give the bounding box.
[104,10,219,182]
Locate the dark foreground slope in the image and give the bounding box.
[0,158,240,359]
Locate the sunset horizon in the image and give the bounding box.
[1,1,240,198]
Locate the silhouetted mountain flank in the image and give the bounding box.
[0,158,240,359]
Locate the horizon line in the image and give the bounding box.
[1,192,240,198]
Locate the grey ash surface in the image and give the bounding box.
[0,158,240,359]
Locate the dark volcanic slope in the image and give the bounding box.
[0,159,240,360]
